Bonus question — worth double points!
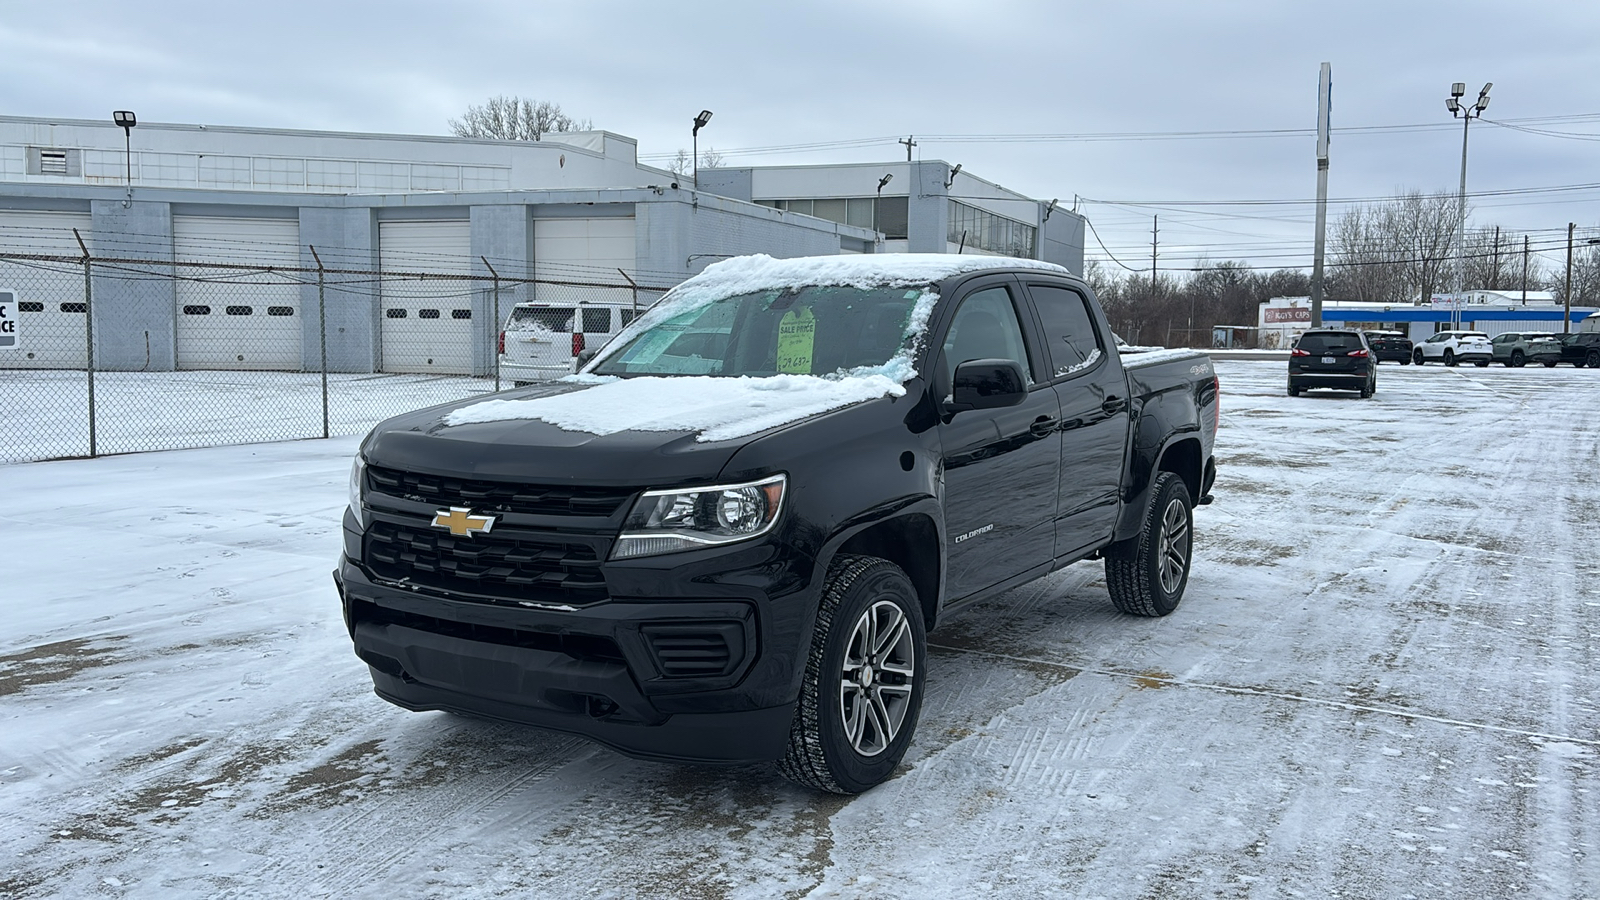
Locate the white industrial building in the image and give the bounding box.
[0,115,1085,375]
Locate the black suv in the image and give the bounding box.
[1555,332,1600,368]
[1289,328,1376,397]
[1362,330,1413,364]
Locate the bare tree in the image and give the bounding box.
[1547,234,1600,308]
[1330,190,1462,304]
[667,149,692,181]
[1329,203,1408,303]
[449,96,592,141]
[699,146,725,169]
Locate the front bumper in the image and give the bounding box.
[336,536,817,764]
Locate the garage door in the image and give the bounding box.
[173,216,302,370]
[0,210,93,368]
[534,217,636,306]
[379,220,473,374]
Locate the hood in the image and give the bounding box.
[360,381,744,487]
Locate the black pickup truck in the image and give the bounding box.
[336,254,1218,793]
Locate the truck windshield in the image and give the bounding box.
[591,285,925,378]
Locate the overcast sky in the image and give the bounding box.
[4,0,1596,278]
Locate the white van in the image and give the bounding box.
[498,301,640,385]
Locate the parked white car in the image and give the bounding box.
[498,301,640,385]
[1412,330,1493,367]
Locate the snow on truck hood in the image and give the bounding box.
[445,254,1068,442]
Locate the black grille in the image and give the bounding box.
[641,624,743,677]
[366,520,608,606]
[368,465,635,518]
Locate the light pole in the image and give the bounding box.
[1446,81,1491,329]
[113,110,137,208]
[874,173,893,235]
[691,110,712,186]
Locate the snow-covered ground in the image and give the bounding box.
[0,370,503,465]
[2,360,1596,899]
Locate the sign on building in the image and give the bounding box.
[1264,307,1312,324]
[0,290,16,348]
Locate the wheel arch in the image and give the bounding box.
[834,512,942,630]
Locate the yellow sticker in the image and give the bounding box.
[776,307,816,374]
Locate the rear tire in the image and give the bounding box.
[1400,356,1412,365]
[1543,360,1558,368]
[778,555,926,794]
[1444,349,1456,367]
[1287,384,1300,397]
[1474,360,1489,367]
[1106,472,1193,617]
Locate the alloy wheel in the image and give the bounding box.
[838,600,917,757]
[1157,498,1190,596]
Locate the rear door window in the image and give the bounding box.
[1025,283,1104,379]
[508,307,575,332]
[1295,333,1359,353]
[581,307,613,334]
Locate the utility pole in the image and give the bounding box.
[1310,62,1332,328]
[1151,215,1159,299]
[1491,226,1501,290]
[899,135,917,162]
[1565,222,1575,334]
[1521,235,1529,304]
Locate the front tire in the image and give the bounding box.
[1413,349,1426,366]
[1510,350,1525,368]
[1588,350,1600,369]
[1400,355,1412,365]
[779,555,926,794]
[1106,472,1194,617]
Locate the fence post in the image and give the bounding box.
[74,228,96,458]
[481,256,500,392]
[617,268,639,316]
[311,245,329,439]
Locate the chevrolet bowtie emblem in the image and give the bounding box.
[431,507,496,537]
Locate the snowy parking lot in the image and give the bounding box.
[2,359,1596,899]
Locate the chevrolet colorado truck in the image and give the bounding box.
[336,254,1219,793]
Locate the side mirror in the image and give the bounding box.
[946,359,1027,413]
[575,346,600,369]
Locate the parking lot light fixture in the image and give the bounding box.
[1446,81,1491,329]
[113,110,137,208]
[692,110,713,186]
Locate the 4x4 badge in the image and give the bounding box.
[431,507,495,537]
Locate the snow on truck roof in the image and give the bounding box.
[444,254,1073,442]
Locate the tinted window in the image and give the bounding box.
[941,286,1034,384]
[581,307,612,333]
[1296,332,1360,353]
[509,307,574,332]
[1027,284,1102,378]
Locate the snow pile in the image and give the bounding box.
[445,372,907,442]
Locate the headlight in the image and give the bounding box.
[347,456,366,518]
[612,474,787,560]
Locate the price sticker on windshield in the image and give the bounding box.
[0,290,16,349]
[776,306,815,374]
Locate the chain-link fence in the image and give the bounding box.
[0,247,670,464]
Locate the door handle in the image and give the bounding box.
[1030,416,1059,437]
[1101,396,1128,414]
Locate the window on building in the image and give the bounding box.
[948,201,1035,257]
[762,197,909,239]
